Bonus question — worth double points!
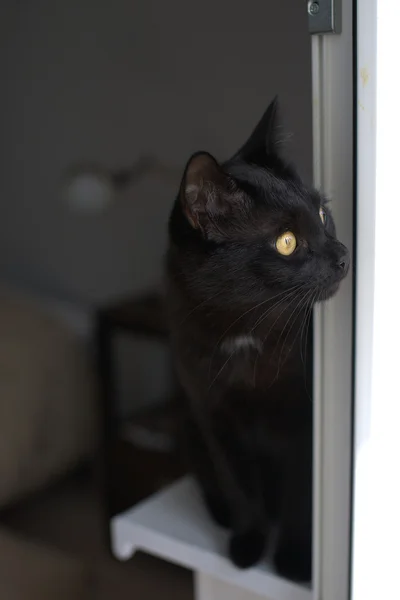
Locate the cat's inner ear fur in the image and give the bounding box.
[180,152,234,231]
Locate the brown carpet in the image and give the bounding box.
[0,528,90,600]
[1,474,193,600]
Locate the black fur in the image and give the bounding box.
[166,98,349,582]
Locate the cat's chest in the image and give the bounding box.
[220,334,263,355]
[216,332,301,387]
[215,382,311,456]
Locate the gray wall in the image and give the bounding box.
[0,0,312,306]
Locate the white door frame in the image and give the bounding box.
[311,0,354,599]
[351,1,400,599]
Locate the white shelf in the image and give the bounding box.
[111,477,312,600]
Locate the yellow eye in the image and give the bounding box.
[276,231,297,256]
[319,206,326,225]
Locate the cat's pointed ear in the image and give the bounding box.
[230,96,281,164]
[180,152,233,232]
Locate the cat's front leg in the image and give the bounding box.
[229,531,266,569]
[274,433,312,582]
[216,428,268,569]
[202,445,267,569]
[200,429,268,569]
[229,512,267,569]
[187,405,268,569]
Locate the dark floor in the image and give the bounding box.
[1,473,193,600]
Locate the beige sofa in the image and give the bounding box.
[0,284,98,507]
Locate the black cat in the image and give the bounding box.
[166,98,349,582]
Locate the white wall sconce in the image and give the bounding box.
[62,156,180,214]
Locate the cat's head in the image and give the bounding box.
[168,98,349,307]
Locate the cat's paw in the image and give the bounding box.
[204,493,231,529]
[229,530,266,569]
[274,542,312,582]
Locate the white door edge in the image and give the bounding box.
[352,1,400,599]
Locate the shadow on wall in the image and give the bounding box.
[0,0,312,305]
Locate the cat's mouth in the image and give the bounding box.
[317,282,341,301]
[317,248,350,301]
[317,269,350,300]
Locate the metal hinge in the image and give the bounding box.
[307,0,341,34]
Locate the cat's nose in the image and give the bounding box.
[337,251,350,275]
